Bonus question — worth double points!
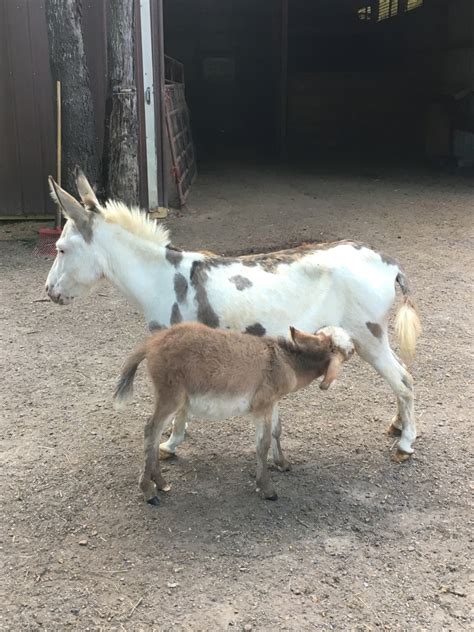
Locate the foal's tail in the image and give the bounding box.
[394,271,422,364]
[113,344,147,410]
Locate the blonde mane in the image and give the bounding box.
[100,200,170,247]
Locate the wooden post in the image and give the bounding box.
[104,0,140,206]
[45,0,98,193]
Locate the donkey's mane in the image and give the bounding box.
[101,200,170,247]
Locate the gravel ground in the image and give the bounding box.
[1,160,472,631]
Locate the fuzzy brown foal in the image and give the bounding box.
[114,322,354,505]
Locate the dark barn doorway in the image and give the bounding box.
[164,0,284,160]
[163,0,473,180]
[286,0,473,164]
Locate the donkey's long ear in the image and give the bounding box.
[48,176,94,242]
[75,166,100,211]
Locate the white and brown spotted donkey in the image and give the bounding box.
[45,169,421,463]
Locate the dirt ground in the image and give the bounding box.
[1,160,473,631]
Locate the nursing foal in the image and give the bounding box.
[114,323,355,504]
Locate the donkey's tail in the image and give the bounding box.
[394,271,422,364]
[113,344,147,410]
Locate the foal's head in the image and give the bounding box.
[289,325,355,389]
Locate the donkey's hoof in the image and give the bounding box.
[387,423,402,437]
[159,448,176,460]
[147,495,160,506]
[277,462,291,472]
[391,449,412,463]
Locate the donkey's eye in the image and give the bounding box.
[58,248,65,255]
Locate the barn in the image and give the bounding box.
[164,0,473,165]
[0,0,472,218]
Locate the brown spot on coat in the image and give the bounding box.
[366,322,383,339]
[245,323,266,336]
[171,303,183,325]
[198,240,371,275]
[174,273,188,303]
[166,246,183,267]
[190,261,220,328]
[229,275,253,291]
[379,251,399,267]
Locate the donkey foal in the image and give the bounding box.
[114,322,354,505]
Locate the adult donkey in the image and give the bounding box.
[45,169,421,461]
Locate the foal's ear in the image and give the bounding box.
[48,176,94,242]
[75,166,100,211]
[289,326,305,344]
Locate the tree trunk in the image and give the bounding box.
[104,0,139,205]
[45,0,98,193]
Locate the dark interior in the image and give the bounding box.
[164,0,473,164]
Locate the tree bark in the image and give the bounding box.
[104,0,139,205]
[45,0,98,193]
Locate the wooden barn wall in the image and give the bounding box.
[0,0,55,218]
[0,1,109,219]
[286,1,447,155]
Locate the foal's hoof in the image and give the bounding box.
[387,423,402,437]
[257,487,278,501]
[391,449,412,463]
[147,495,160,506]
[277,462,291,472]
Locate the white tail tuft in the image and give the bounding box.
[395,298,422,364]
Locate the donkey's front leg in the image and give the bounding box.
[254,412,278,500]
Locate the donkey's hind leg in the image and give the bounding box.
[356,332,416,460]
[160,408,188,459]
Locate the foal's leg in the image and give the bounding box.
[140,401,180,505]
[356,333,416,460]
[271,405,291,471]
[160,408,188,459]
[254,412,277,500]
